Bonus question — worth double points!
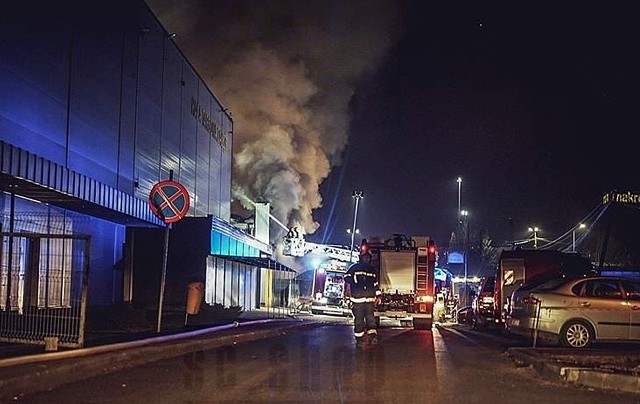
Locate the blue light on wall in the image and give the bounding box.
[210,230,259,257]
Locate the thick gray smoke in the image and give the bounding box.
[148,0,401,239]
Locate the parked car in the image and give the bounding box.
[472,275,496,329]
[507,276,640,348]
[456,306,474,325]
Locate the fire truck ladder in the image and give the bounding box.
[282,229,359,263]
[416,247,430,294]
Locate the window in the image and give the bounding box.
[583,280,622,299]
[621,280,640,301]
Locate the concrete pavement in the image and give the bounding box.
[507,347,640,394]
[443,321,640,394]
[0,312,322,401]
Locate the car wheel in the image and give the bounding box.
[560,320,594,348]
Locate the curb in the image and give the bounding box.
[0,319,320,401]
[507,348,640,394]
[0,319,273,369]
[560,367,640,394]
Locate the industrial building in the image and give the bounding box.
[0,1,293,347]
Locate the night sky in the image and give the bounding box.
[149,1,640,252]
[315,2,640,248]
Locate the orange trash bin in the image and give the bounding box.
[186,281,204,315]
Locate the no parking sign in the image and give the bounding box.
[148,177,191,332]
[149,180,190,224]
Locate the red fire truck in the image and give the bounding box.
[282,230,438,325]
[364,234,437,329]
[283,229,358,316]
[309,259,352,316]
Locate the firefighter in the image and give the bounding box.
[344,251,380,347]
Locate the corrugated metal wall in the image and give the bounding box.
[0,1,233,222]
[0,0,235,309]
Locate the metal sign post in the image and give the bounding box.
[157,223,170,333]
[148,171,190,333]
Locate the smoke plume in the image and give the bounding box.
[148,0,401,239]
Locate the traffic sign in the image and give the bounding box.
[149,180,190,224]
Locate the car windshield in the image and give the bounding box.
[481,277,495,293]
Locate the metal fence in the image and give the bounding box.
[0,232,90,348]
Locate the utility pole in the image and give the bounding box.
[528,227,539,249]
[572,223,586,252]
[349,191,364,263]
[461,210,469,307]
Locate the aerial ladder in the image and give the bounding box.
[282,227,360,263]
[282,228,360,316]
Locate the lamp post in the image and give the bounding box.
[457,177,462,225]
[572,223,586,252]
[528,226,540,249]
[461,210,469,307]
[349,191,364,262]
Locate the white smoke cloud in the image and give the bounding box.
[147,0,401,240]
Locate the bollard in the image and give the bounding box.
[44,337,59,352]
[186,281,205,315]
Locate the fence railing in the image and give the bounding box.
[0,232,91,348]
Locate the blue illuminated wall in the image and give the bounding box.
[211,232,260,258]
[0,1,232,221]
[0,1,234,306]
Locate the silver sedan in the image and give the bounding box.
[506,276,640,348]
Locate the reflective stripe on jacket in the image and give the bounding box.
[344,262,379,300]
[349,296,376,303]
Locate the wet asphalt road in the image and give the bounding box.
[10,317,640,403]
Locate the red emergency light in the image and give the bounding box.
[427,240,436,262]
[359,239,370,255]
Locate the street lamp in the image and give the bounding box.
[461,210,469,307]
[349,191,364,262]
[346,228,360,238]
[572,223,586,252]
[528,227,540,249]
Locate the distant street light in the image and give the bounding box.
[349,191,364,262]
[528,226,540,249]
[572,223,587,252]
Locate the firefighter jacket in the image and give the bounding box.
[344,261,380,303]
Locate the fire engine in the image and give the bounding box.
[283,228,359,316]
[283,230,438,326]
[365,234,437,330]
[308,260,352,316]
